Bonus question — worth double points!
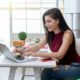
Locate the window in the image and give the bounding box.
[0,0,10,47]
[11,0,64,34]
[0,0,64,46]
[0,0,9,8]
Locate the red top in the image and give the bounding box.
[49,31,80,65]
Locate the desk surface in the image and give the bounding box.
[0,55,56,68]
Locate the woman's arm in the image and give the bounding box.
[24,30,73,59]
[55,30,73,59]
[15,36,47,54]
[24,36,47,52]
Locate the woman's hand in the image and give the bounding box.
[11,47,17,53]
[11,47,25,55]
[23,52,34,56]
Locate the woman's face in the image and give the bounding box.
[45,15,59,32]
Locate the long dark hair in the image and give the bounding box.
[43,8,72,45]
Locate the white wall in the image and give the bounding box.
[64,0,80,38]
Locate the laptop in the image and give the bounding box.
[0,44,38,63]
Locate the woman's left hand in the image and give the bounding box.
[23,52,35,57]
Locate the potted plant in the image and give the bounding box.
[18,32,27,45]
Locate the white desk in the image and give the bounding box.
[0,55,56,80]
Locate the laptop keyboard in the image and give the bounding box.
[15,55,24,60]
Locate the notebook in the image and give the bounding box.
[0,44,38,63]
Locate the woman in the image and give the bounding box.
[15,8,80,80]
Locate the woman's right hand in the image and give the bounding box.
[11,47,24,55]
[10,47,17,53]
[16,47,24,54]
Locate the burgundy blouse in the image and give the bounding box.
[49,31,80,65]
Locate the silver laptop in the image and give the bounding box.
[0,44,37,63]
